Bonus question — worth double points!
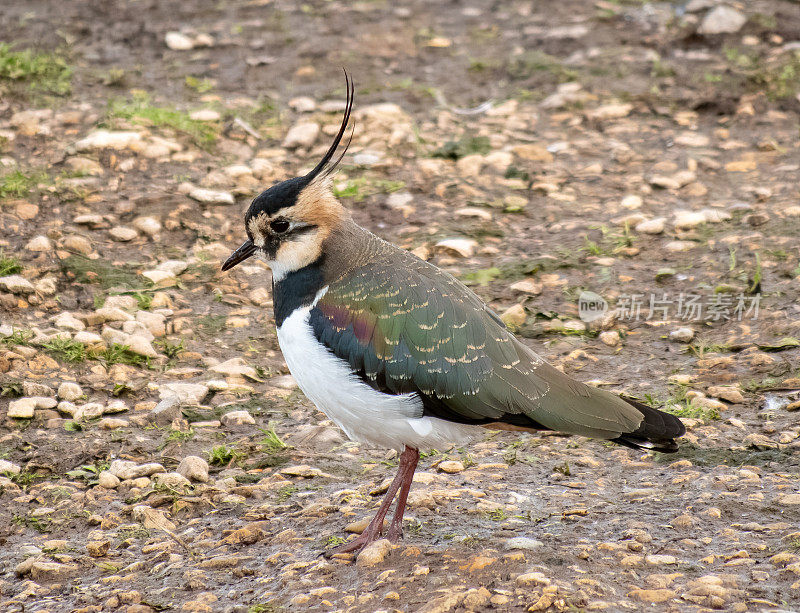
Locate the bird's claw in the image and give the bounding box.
[322,529,381,558]
[386,525,402,543]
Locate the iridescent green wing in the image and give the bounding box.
[310,255,527,418]
[309,253,647,437]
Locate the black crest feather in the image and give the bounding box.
[306,69,355,183]
[243,71,355,220]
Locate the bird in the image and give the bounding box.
[221,72,685,557]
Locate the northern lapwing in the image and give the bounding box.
[221,72,685,556]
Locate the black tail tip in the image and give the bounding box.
[614,395,686,453]
[610,435,681,453]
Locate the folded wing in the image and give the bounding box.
[309,251,684,449]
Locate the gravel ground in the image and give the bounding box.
[1,1,799,611]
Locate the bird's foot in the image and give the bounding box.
[386,525,402,543]
[322,528,382,558]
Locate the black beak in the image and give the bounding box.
[221,240,257,271]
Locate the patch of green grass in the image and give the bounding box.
[724,46,757,69]
[101,67,126,86]
[324,535,347,548]
[459,259,543,287]
[276,484,298,502]
[208,445,245,467]
[65,462,108,485]
[468,57,503,73]
[685,340,732,358]
[0,169,48,199]
[594,6,620,20]
[721,46,800,102]
[752,50,800,101]
[641,393,660,408]
[485,508,508,521]
[41,337,88,362]
[502,440,523,465]
[197,314,227,336]
[750,12,778,30]
[259,426,288,452]
[160,428,195,449]
[97,344,150,367]
[95,561,121,574]
[663,398,720,421]
[374,179,405,193]
[53,176,94,202]
[582,238,603,256]
[455,222,504,240]
[8,470,48,487]
[460,267,502,287]
[1,380,23,398]
[232,473,262,484]
[13,513,52,532]
[651,56,675,79]
[0,329,33,347]
[581,224,636,257]
[741,377,782,393]
[553,460,571,476]
[0,43,72,96]
[248,603,283,613]
[332,177,367,200]
[506,50,578,82]
[332,177,406,202]
[156,338,185,360]
[39,336,150,368]
[0,251,23,276]
[505,165,531,182]
[431,134,491,160]
[133,291,153,310]
[728,246,737,272]
[107,92,218,148]
[661,384,718,420]
[185,75,214,93]
[766,248,789,261]
[60,255,144,289]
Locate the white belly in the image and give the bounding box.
[275,297,480,452]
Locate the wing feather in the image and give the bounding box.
[309,251,647,439]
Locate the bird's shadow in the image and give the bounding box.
[652,442,799,469]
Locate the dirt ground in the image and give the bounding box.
[1,0,799,611]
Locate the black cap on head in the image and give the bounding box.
[245,175,311,220]
[244,70,355,223]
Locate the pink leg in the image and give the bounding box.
[387,447,419,542]
[325,446,419,556]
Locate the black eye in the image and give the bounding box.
[270,219,290,233]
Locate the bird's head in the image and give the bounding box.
[221,73,355,280]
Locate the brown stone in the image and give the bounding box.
[628,588,676,603]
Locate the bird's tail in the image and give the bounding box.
[609,396,686,453]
